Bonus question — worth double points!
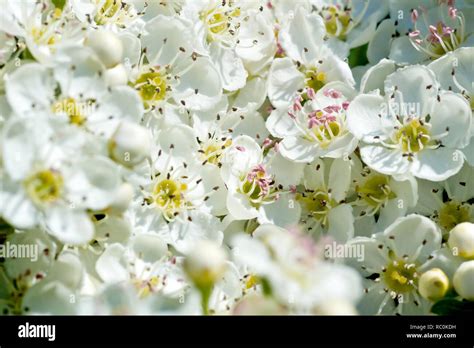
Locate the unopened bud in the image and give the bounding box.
[86,30,123,68]
[184,241,227,289]
[453,261,474,301]
[448,222,474,259]
[108,122,151,167]
[419,268,449,301]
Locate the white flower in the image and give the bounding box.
[311,0,389,57]
[347,65,471,181]
[5,47,144,140]
[295,158,354,242]
[137,14,223,112]
[267,82,358,162]
[0,118,124,245]
[429,47,474,165]
[350,155,418,235]
[220,135,303,227]
[232,224,362,313]
[0,0,85,64]
[411,163,474,235]
[346,214,442,315]
[369,1,473,64]
[268,6,354,107]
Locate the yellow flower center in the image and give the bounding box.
[324,6,352,40]
[200,4,241,43]
[52,97,87,126]
[395,119,432,155]
[134,70,167,108]
[304,68,327,92]
[200,138,232,165]
[153,179,188,220]
[24,170,63,204]
[384,259,419,294]
[95,0,121,25]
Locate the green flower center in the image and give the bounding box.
[24,170,63,204]
[134,70,167,107]
[356,174,396,209]
[395,119,432,155]
[297,189,336,225]
[438,200,471,232]
[95,0,121,25]
[324,6,352,40]
[384,259,419,294]
[304,68,326,92]
[311,121,341,148]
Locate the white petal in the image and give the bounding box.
[210,43,247,92]
[279,136,319,163]
[95,243,129,283]
[327,204,354,243]
[383,214,442,263]
[46,206,94,246]
[430,91,471,149]
[360,145,410,176]
[411,148,464,181]
[258,193,301,228]
[279,6,326,63]
[384,65,438,116]
[268,57,304,107]
[347,94,386,143]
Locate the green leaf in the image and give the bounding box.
[431,298,474,315]
[348,43,369,68]
[52,0,66,10]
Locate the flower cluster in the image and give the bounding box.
[0,0,473,315]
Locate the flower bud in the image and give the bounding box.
[453,261,474,301]
[184,241,227,289]
[86,30,123,68]
[448,222,474,258]
[418,268,449,301]
[104,64,128,86]
[108,122,151,167]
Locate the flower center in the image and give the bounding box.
[323,5,352,40]
[152,179,188,220]
[356,174,396,210]
[199,137,232,165]
[394,119,432,155]
[134,69,167,108]
[304,68,326,92]
[24,170,63,204]
[200,3,241,44]
[409,5,466,59]
[297,189,336,226]
[438,200,471,232]
[383,259,419,294]
[310,120,341,148]
[94,0,134,26]
[52,97,87,126]
[239,165,276,206]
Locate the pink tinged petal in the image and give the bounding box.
[411,9,419,23]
